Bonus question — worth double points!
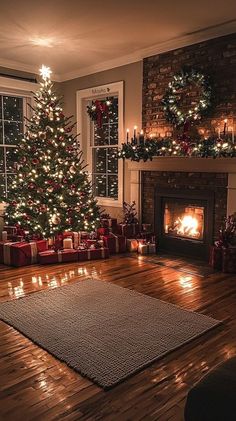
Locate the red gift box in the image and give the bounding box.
[209,246,223,270]
[102,233,126,254]
[0,240,48,267]
[3,226,17,235]
[222,247,236,273]
[38,249,78,265]
[77,247,109,262]
[97,227,110,238]
[100,218,117,229]
[115,223,139,238]
[7,235,24,242]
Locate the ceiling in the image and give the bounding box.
[0,0,236,81]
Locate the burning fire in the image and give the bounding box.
[175,215,200,238]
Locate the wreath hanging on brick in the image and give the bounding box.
[162,68,212,127]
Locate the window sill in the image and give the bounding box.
[96,197,122,208]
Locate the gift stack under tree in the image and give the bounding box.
[209,213,236,273]
[0,65,110,267]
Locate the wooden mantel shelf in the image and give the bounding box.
[127,157,236,173]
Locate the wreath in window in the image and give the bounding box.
[162,68,212,127]
[87,97,115,128]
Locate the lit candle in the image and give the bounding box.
[140,129,144,145]
[126,128,129,142]
[63,237,73,249]
[223,119,228,136]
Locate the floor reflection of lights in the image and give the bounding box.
[179,275,193,289]
[30,267,90,290]
[8,279,25,299]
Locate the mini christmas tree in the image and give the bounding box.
[4,65,100,238]
[122,201,138,224]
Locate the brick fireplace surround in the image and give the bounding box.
[127,33,236,258]
[128,158,236,258]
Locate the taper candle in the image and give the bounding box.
[126,128,129,142]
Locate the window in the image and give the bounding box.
[91,97,118,199]
[77,82,124,207]
[0,94,24,198]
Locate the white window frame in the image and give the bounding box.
[0,76,38,202]
[77,81,124,207]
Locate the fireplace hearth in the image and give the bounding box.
[155,188,214,259]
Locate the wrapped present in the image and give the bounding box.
[222,247,236,273]
[126,239,139,252]
[142,224,152,232]
[100,218,117,229]
[138,243,156,255]
[209,246,223,270]
[115,223,139,238]
[97,227,110,238]
[38,249,78,265]
[0,240,48,267]
[77,247,109,261]
[7,234,25,242]
[3,226,17,235]
[63,231,80,248]
[102,233,126,254]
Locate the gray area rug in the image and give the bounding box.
[0,279,220,388]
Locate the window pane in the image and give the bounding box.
[6,148,17,172]
[0,148,4,172]
[4,121,23,145]
[93,148,107,173]
[94,125,109,146]
[108,175,118,199]
[109,123,118,145]
[93,174,106,197]
[3,96,23,121]
[0,121,3,144]
[107,148,118,173]
[0,174,6,198]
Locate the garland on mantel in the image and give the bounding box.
[118,136,236,162]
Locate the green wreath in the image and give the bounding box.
[162,68,212,127]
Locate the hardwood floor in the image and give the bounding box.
[0,254,235,421]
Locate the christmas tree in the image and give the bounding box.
[4,65,100,238]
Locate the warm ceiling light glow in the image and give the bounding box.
[31,37,55,48]
[39,65,52,80]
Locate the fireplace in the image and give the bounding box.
[155,188,214,259]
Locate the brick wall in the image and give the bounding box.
[141,171,228,240]
[143,33,236,137]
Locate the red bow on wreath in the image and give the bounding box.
[94,100,109,128]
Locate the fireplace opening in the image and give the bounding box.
[163,199,204,241]
[155,188,214,259]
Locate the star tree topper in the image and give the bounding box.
[39,65,52,81]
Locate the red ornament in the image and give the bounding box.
[28,182,36,189]
[32,158,39,165]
